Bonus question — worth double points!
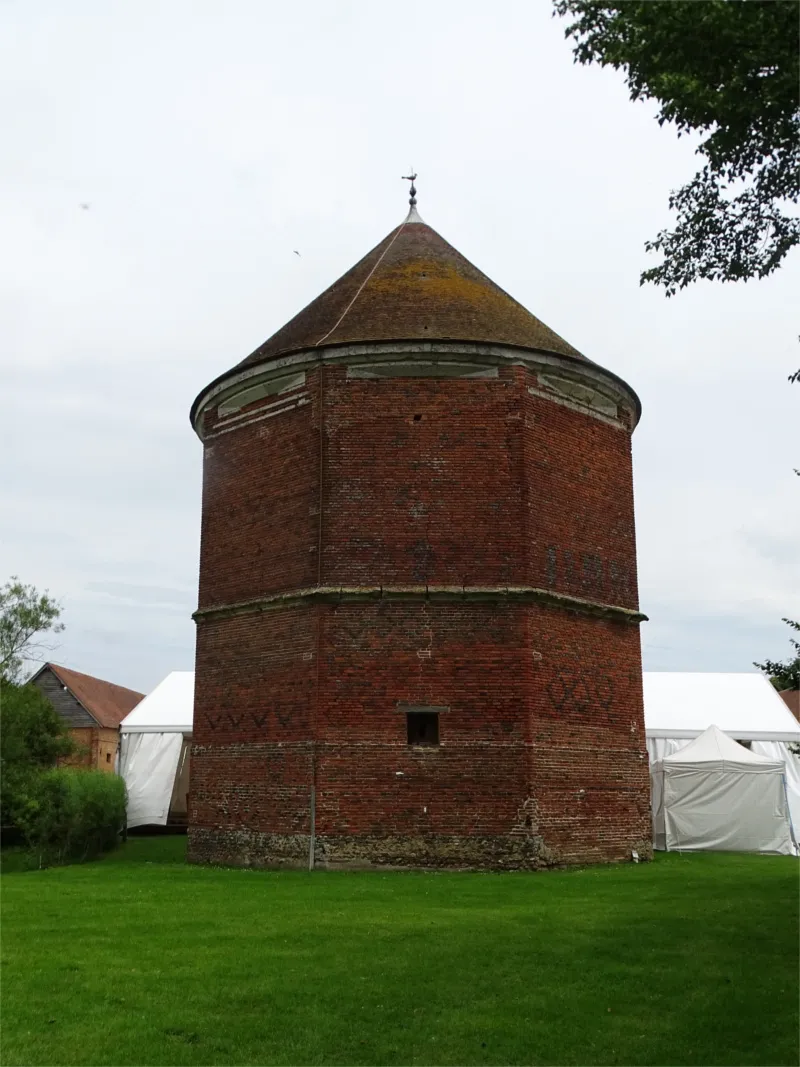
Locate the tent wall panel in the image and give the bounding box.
[120,732,184,829]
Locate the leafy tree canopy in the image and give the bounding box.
[753,618,800,691]
[554,0,799,295]
[0,577,64,683]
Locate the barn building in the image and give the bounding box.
[30,662,144,772]
[188,191,651,870]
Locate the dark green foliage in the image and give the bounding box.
[754,618,800,692]
[1,839,798,1066]
[0,681,74,826]
[1,680,125,867]
[14,768,126,867]
[554,1,799,294]
[0,577,64,683]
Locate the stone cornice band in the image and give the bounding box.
[193,584,647,624]
[191,340,641,437]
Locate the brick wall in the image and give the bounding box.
[189,352,650,870]
[62,728,93,768]
[94,728,119,772]
[198,386,317,609]
[61,727,119,772]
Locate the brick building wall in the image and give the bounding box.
[189,345,651,870]
[779,689,800,721]
[63,728,119,772]
[94,727,120,771]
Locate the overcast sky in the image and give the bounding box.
[2,0,798,694]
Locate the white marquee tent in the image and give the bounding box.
[643,672,800,745]
[119,672,194,829]
[643,672,800,844]
[650,725,796,855]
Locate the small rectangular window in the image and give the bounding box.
[407,711,439,746]
[106,752,111,762]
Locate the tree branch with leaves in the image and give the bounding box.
[753,619,800,692]
[553,0,799,295]
[0,578,65,683]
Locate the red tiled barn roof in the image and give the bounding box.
[44,663,144,729]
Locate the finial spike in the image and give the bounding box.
[401,170,418,207]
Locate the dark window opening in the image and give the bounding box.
[407,711,439,746]
[413,414,423,422]
[106,752,112,763]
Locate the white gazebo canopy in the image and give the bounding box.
[660,723,785,772]
[651,725,796,855]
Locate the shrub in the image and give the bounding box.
[0,680,74,826]
[16,768,127,867]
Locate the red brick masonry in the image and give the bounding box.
[188,355,651,869]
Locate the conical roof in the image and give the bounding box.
[238,210,586,368]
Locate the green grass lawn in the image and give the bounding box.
[1,838,797,1067]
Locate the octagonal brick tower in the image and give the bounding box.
[188,200,652,870]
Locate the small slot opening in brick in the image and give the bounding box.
[413,414,423,422]
[406,711,439,746]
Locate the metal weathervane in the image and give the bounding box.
[402,170,418,207]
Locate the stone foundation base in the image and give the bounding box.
[187,827,652,871]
